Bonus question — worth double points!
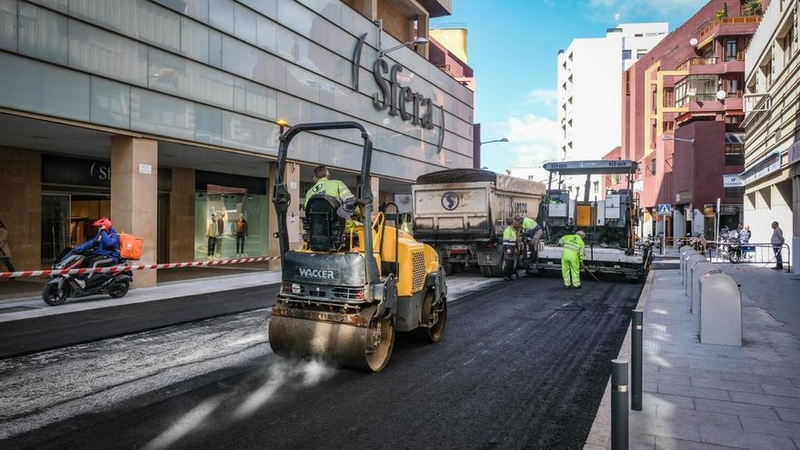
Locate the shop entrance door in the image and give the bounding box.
[41,194,70,267]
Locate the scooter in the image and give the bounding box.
[727,236,743,264]
[42,248,133,306]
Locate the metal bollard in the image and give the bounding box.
[631,310,643,411]
[611,359,629,450]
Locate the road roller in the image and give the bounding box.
[268,120,447,372]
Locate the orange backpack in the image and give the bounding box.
[118,232,144,260]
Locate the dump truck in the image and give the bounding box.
[268,121,447,372]
[411,169,546,277]
[532,160,650,281]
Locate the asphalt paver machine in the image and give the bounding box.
[533,160,650,281]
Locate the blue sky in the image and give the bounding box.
[431,0,708,173]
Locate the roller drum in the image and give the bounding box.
[268,304,395,372]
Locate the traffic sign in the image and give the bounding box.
[657,204,673,216]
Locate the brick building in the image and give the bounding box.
[618,0,764,242]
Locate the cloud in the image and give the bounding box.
[481,113,561,172]
[525,88,558,107]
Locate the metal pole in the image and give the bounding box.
[631,310,643,411]
[611,359,629,450]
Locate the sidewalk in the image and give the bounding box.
[0,260,274,304]
[585,250,800,449]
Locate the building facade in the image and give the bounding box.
[742,0,798,272]
[557,23,667,201]
[619,0,762,242]
[0,0,473,285]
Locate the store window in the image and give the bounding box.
[194,184,269,260]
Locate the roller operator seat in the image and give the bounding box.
[304,194,346,251]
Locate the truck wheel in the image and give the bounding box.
[443,261,453,275]
[419,290,447,343]
[479,264,504,277]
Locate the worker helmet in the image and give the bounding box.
[93,217,112,230]
[576,230,586,238]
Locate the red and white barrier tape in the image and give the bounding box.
[0,256,281,279]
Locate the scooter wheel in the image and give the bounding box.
[108,280,130,298]
[42,283,69,306]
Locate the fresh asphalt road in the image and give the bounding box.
[1,272,642,450]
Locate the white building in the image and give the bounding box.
[741,0,798,274]
[556,23,668,200]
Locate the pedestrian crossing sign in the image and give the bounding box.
[657,204,673,216]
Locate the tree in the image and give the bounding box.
[741,0,763,16]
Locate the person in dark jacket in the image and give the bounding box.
[0,220,15,273]
[73,217,120,286]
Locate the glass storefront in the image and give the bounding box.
[193,188,269,260]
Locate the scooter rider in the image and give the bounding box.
[73,217,120,287]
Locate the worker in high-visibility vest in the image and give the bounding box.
[502,217,520,280]
[559,229,585,289]
[305,165,361,233]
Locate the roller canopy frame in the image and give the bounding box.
[272,121,378,286]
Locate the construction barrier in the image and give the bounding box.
[0,256,281,280]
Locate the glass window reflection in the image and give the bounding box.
[0,0,17,51]
[90,76,131,128]
[18,2,68,64]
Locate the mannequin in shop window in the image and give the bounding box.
[235,213,248,258]
[215,211,225,257]
[206,212,219,260]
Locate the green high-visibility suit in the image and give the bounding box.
[559,233,585,287]
[304,177,359,232]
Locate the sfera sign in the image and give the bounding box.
[371,59,434,129]
[351,33,446,152]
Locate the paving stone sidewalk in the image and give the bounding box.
[585,260,800,450]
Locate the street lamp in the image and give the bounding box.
[379,37,429,57]
[480,138,509,145]
[662,136,695,144]
[374,19,429,58]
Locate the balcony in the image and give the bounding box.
[676,56,746,76]
[413,0,451,17]
[696,16,762,42]
[677,56,719,71]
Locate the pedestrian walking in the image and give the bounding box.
[0,220,16,273]
[559,229,585,288]
[740,225,752,259]
[770,221,784,270]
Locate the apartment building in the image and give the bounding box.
[741,0,798,272]
[0,0,472,284]
[618,0,763,242]
[556,23,667,201]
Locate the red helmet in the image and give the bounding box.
[93,218,112,229]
